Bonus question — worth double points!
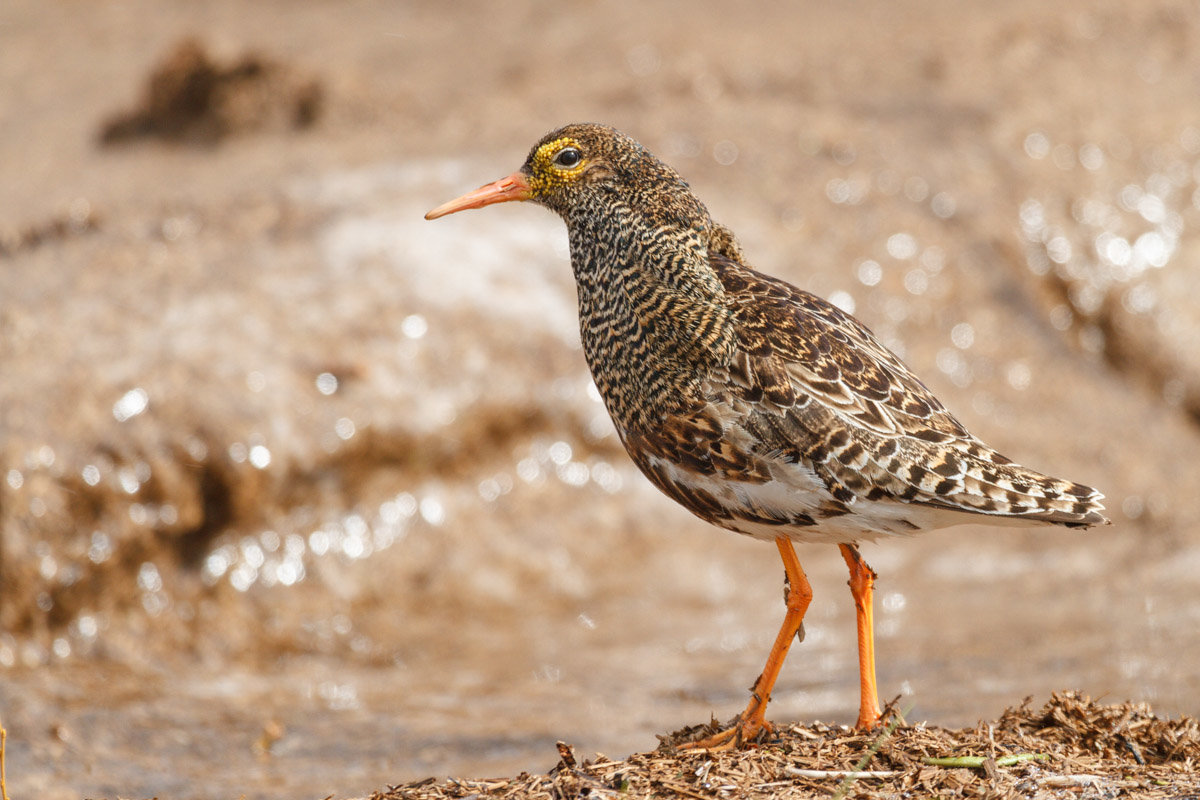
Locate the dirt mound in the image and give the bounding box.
[98,37,322,146]
[376,693,1199,799]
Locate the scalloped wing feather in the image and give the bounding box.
[706,254,1108,529]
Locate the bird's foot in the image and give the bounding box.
[854,711,884,731]
[854,693,903,732]
[674,712,773,752]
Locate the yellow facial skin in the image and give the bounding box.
[527,137,588,197]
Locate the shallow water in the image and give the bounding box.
[3,2,1200,798]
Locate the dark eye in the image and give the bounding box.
[552,147,582,168]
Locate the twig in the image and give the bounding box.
[784,767,903,779]
[1042,774,1101,787]
[922,753,1048,768]
[984,724,999,781]
[653,778,713,799]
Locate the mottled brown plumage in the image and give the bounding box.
[426,122,1108,747]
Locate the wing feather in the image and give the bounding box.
[706,253,1107,528]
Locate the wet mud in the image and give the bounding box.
[2,1,1199,798]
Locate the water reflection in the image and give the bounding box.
[112,388,149,422]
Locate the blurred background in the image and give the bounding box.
[2,1,1199,797]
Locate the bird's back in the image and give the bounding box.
[607,230,1106,543]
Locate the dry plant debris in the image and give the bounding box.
[371,692,1199,800]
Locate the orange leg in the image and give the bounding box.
[680,537,812,750]
[839,543,882,729]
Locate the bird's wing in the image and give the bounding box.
[707,253,1107,527]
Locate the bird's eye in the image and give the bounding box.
[552,147,582,169]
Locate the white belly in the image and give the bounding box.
[644,453,1001,544]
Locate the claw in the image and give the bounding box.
[677,715,773,751]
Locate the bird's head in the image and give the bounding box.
[426,123,699,224]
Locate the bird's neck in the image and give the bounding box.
[567,202,736,432]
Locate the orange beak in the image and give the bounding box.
[424,171,532,220]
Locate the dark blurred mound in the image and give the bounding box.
[0,202,100,258]
[98,37,322,146]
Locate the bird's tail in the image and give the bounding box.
[914,445,1110,529]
